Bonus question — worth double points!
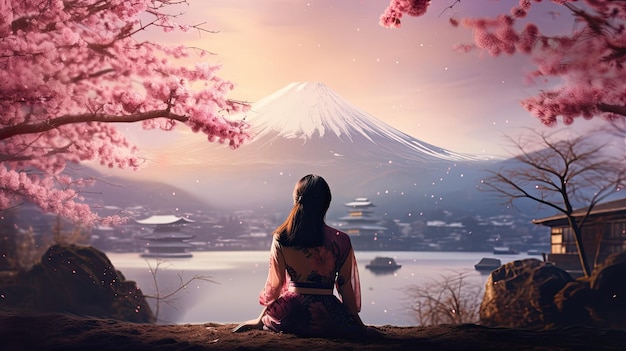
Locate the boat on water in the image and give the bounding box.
[365,256,402,271]
[493,247,518,255]
[474,257,502,272]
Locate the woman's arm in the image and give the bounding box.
[234,239,285,332]
[336,247,365,326]
[258,238,286,305]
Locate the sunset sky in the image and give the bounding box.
[121,0,615,175]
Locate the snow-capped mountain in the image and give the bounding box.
[137,82,505,218]
[235,81,496,166]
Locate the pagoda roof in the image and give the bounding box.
[135,215,194,225]
[139,232,195,241]
[344,200,375,207]
[338,216,380,222]
[143,242,193,248]
[340,224,388,231]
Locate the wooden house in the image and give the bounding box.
[533,198,626,274]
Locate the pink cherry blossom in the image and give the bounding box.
[380,0,626,126]
[0,0,251,225]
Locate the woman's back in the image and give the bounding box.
[234,174,370,338]
[280,226,353,288]
[259,225,363,337]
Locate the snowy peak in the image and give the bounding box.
[242,82,495,162]
[248,81,382,141]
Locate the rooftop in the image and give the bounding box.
[135,215,195,225]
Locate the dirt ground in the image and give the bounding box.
[1,309,626,351]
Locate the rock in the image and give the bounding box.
[0,244,154,323]
[553,281,594,326]
[589,251,626,328]
[479,258,574,328]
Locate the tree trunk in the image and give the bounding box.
[570,219,591,277]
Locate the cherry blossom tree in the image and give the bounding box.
[0,0,250,225]
[380,0,626,126]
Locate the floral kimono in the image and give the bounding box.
[258,225,363,337]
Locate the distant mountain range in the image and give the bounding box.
[65,166,213,218]
[82,82,543,221]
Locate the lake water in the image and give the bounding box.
[107,250,534,326]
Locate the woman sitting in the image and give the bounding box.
[233,174,375,338]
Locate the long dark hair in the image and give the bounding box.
[275,174,332,248]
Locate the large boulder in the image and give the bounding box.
[0,244,154,323]
[588,251,626,328]
[552,280,594,326]
[479,258,575,328]
[480,253,626,329]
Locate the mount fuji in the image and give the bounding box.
[143,82,506,218]
[223,81,495,166]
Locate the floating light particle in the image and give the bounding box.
[172,192,176,196]
[444,66,448,70]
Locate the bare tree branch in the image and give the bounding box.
[479,129,626,277]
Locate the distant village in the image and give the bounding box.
[6,197,551,258]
